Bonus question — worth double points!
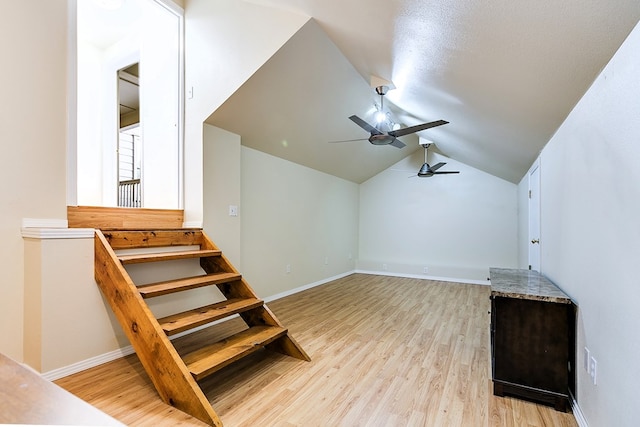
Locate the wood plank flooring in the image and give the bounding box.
[56,274,577,426]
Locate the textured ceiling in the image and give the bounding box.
[208,0,640,183]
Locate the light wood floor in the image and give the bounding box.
[56,274,578,426]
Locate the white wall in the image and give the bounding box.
[76,0,181,208]
[23,237,128,372]
[183,0,308,226]
[203,124,242,267]
[359,149,518,282]
[138,0,182,209]
[76,39,104,206]
[240,147,359,298]
[535,21,640,427]
[0,0,68,361]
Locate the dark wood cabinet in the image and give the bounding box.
[489,268,575,412]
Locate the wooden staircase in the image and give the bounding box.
[94,229,310,426]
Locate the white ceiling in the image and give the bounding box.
[207,0,640,183]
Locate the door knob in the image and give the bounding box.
[531,239,540,244]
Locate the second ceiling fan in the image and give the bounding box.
[415,142,459,177]
[331,86,448,149]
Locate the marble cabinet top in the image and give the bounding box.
[489,268,572,304]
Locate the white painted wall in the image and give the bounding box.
[535,21,640,427]
[0,0,68,361]
[359,149,518,281]
[23,238,127,372]
[139,0,182,208]
[183,0,308,226]
[240,147,359,298]
[76,39,104,206]
[20,233,223,373]
[76,0,181,208]
[203,124,242,267]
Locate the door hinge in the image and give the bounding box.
[528,190,532,199]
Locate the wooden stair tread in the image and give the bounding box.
[184,326,287,381]
[138,272,241,298]
[158,298,263,335]
[93,228,309,425]
[118,249,221,264]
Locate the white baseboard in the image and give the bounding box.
[355,269,490,286]
[264,270,356,303]
[42,346,135,381]
[43,270,488,382]
[182,221,203,228]
[43,270,355,381]
[570,391,588,427]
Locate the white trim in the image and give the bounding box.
[41,271,354,380]
[42,346,135,381]
[182,221,203,229]
[355,269,490,286]
[42,270,487,382]
[155,0,184,14]
[570,391,588,427]
[264,270,356,303]
[21,218,69,229]
[42,315,233,381]
[21,227,94,239]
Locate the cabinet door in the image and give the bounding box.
[493,297,569,393]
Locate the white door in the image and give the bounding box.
[528,160,541,271]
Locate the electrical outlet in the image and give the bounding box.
[584,347,590,373]
[324,256,329,265]
[286,264,291,274]
[382,263,388,271]
[423,266,429,274]
[590,356,597,385]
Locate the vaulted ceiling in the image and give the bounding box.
[207,0,640,183]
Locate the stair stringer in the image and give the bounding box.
[198,233,310,362]
[94,230,223,427]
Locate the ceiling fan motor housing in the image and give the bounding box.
[418,163,432,177]
[375,85,389,96]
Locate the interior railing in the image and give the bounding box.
[118,179,141,208]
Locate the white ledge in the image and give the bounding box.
[21,227,95,239]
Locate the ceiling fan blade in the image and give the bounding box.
[389,138,406,149]
[433,171,460,174]
[430,162,446,171]
[349,115,383,135]
[389,119,449,138]
[328,138,369,143]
